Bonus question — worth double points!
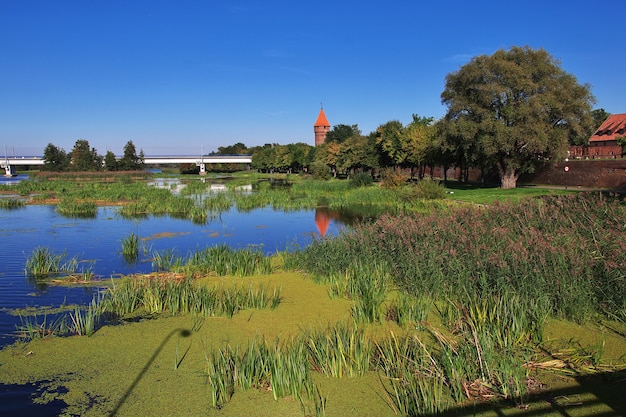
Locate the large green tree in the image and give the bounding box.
[441,46,595,188]
[324,124,361,144]
[118,140,143,170]
[42,143,68,171]
[69,139,102,171]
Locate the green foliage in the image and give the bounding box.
[56,199,97,218]
[69,139,103,171]
[0,198,25,209]
[309,161,331,180]
[43,143,68,171]
[292,193,626,323]
[440,46,595,188]
[121,232,140,263]
[379,167,407,188]
[25,247,79,277]
[104,150,118,171]
[348,172,373,187]
[409,178,446,200]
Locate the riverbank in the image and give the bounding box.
[1,269,624,416]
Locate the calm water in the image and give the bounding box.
[0,177,350,415]
[0,204,344,347]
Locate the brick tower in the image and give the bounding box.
[314,106,331,146]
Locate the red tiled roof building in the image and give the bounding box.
[314,107,331,146]
[586,113,626,158]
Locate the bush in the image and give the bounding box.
[380,168,408,188]
[349,172,373,188]
[310,162,331,180]
[411,178,446,200]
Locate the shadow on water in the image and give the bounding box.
[108,328,192,417]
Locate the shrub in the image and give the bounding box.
[309,162,331,180]
[380,167,408,188]
[349,172,373,188]
[412,178,446,200]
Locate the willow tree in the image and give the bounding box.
[441,46,595,188]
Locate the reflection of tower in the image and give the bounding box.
[314,106,331,146]
[315,209,331,237]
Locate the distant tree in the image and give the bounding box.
[215,142,249,155]
[42,143,68,171]
[376,120,407,168]
[69,139,102,171]
[104,151,118,171]
[314,142,341,177]
[325,124,361,144]
[118,140,141,170]
[441,46,595,188]
[286,142,314,173]
[337,134,379,177]
[404,114,435,177]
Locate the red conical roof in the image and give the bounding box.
[314,108,330,127]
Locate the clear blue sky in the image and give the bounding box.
[1,1,624,156]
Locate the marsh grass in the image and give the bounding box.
[301,321,371,378]
[121,232,140,263]
[205,337,314,409]
[292,193,626,323]
[16,313,67,339]
[385,292,432,327]
[25,246,79,277]
[68,297,101,336]
[56,199,97,218]
[100,275,282,319]
[0,198,25,209]
[176,244,272,277]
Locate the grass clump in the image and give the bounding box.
[56,199,97,218]
[0,198,25,209]
[24,246,79,277]
[290,192,626,323]
[121,232,140,263]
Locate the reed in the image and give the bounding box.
[121,232,140,263]
[56,199,97,218]
[178,244,272,277]
[25,247,79,277]
[301,321,371,378]
[0,198,25,209]
[292,192,626,323]
[68,297,101,336]
[204,337,314,409]
[16,313,67,339]
[374,332,452,415]
[99,276,282,319]
[385,292,431,327]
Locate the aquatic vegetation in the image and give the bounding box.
[121,232,140,263]
[24,246,79,277]
[301,321,371,378]
[176,244,272,277]
[100,275,282,319]
[291,192,626,323]
[0,197,25,209]
[204,337,316,410]
[56,198,97,218]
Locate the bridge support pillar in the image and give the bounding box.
[3,164,16,177]
[197,163,206,175]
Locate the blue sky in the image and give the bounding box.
[1,1,624,156]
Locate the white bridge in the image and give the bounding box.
[1,155,252,176]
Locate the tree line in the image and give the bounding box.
[42,140,145,172]
[41,47,612,188]
[242,47,608,188]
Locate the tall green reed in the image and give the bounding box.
[25,247,79,277]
